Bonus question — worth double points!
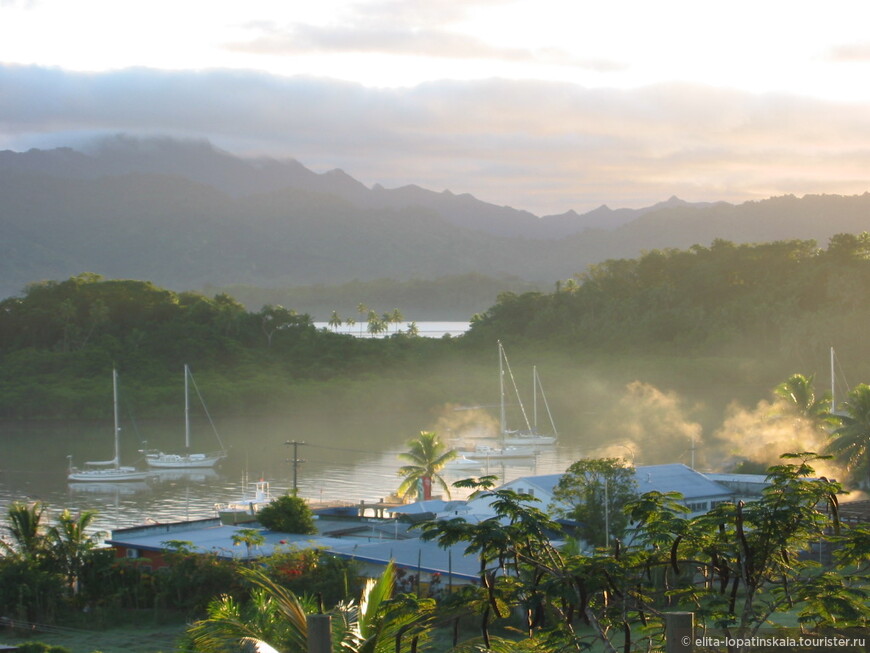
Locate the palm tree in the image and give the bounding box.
[357,304,368,337]
[826,383,870,488]
[774,373,833,428]
[48,508,104,595]
[397,431,457,501]
[368,311,387,336]
[186,561,432,653]
[328,311,343,332]
[231,528,266,559]
[388,308,403,333]
[1,501,49,561]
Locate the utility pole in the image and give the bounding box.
[285,440,306,494]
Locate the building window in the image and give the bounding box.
[685,501,708,512]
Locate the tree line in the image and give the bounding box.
[466,233,870,364]
[0,273,454,418]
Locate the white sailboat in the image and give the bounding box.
[68,370,150,482]
[216,479,272,525]
[498,341,558,446]
[143,364,227,469]
[468,443,537,460]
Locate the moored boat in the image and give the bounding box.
[469,443,538,459]
[143,364,227,469]
[68,370,150,483]
[498,342,558,447]
[215,480,272,525]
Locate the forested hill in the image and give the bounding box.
[0,275,455,419]
[4,236,870,420]
[466,234,870,371]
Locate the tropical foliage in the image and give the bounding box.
[0,274,454,418]
[186,561,435,653]
[256,494,317,535]
[549,457,638,548]
[419,454,870,652]
[826,383,870,486]
[466,234,870,363]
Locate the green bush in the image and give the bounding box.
[256,494,316,534]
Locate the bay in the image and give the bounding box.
[0,410,575,538]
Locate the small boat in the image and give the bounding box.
[498,342,558,446]
[444,455,484,469]
[469,444,537,459]
[142,364,227,469]
[215,479,272,525]
[68,370,150,483]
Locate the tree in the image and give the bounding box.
[388,308,403,333]
[417,455,867,653]
[328,311,343,331]
[231,528,266,559]
[47,509,103,595]
[774,373,832,425]
[186,561,434,653]
[1,501,49,561]
[257,494,317,534]
[550,457,638,548]
[397,431,457,501]
[366,310,386,337]
[258,304,300,347]
[826,383,870,487]
[357,303,368,337]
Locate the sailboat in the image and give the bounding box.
[68,370,151,482]
[498,341,558,446]
[143,364,227,469]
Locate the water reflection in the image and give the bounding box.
[0,412,581,536]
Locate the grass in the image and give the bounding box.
[4,620,189,653]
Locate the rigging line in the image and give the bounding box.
[501,345,532,431]
[832,348,851,400]
[186,367,226,450]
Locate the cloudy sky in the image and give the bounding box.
[2,0,870,214]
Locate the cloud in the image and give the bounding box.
[2,64,870,214]
[228,20,622,72]
[826,42,870,62]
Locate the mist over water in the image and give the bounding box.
[1,348,862,537]
[0,410,575,536]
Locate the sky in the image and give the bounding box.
[2,0,870,215]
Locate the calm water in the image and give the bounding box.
[0,409,576,538]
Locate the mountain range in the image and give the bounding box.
[1,136,869,301]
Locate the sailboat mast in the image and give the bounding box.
[498,342,506,435]
[185,364,191,450]
[533,366,538,432]
[112,368,120,468]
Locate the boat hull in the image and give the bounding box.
[472,445,537,459]
[218,506,261,525]
[68,466,150,482]
[501,433,557,446]
[145,451,226,468]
